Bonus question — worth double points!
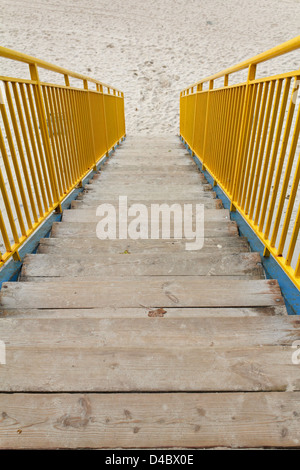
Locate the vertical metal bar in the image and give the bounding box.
[47,86,68,193]
[52,86,72,189]
[230,64,256,211]
[0,124,26,237]
[100,85,109,155]
[25,84,53,207]
[29,64,61,210]
[227,85,246,196]
[42,85,63,196]
[71,90,85,179]
[58,87,76,184]
[273,102,300,252]
[5,82,38,223]
[260,78,290,236]
[235,84,257,206]
[249,80,274,220]
[0,208,12,253]
[239,83,259,208]
[202,80,214,169]
[1,85,32,230]
[65,88,81,181]
[18,83,49,212]
[0,164,20,244]
[11,82,44,217]
[254,79,282,226]
[265,76,299,247]
[245,82,268,215]
[222,87,237,189]
[287,199,300,268]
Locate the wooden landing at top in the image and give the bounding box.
[0,135,299,450]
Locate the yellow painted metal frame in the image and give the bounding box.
[0,47,126,267]
[180,36,300,291]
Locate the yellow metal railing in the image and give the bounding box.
[180,36,300,290]
[0,47,125,267]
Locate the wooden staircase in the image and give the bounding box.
[0,135,299,449]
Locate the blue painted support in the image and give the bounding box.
[0,137,125,289]
[180,135,300,315]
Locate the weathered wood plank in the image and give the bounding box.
[100,166,204,174]
[0,306,287,319]
[100,165,198,176]
[37,236,248,255]
[20,252,264,279]
[1,392,299,449]
[0,278,283,309]
[62,208,229,223]
[50,221,238,238]
[97,174,206,183]
[80,191,216,201]
[84,183,211,193]
[0,317,296,348]
[71,197,223,209]
[0,345,298,392]
[78,190,216,200]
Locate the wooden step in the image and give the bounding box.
[37,236,249,255]
[83,181,211,190]
[78,190,217,201]
[108,158,195,165]
[71,197,223,209]
[81,186,212,198]
[0,316,296,348]
[79,191,216,201]
[50,220,238,238]
[0,392,299,448]
[101,163,201,171]
[0,343,298,392]
[20,252,264,280]
[0,278,283,309]
[95,174,206,184]
[0,306,287,319]
[99,166,204,174]
[62,208,230,223]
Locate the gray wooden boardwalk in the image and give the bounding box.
[0,135,300,449]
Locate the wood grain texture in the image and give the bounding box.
[62,208,229,223]
[50,220,238,238]
[20,252,264,279]
[71,197,224,209]
[0,392,299,449]
[37,236,247,255]
[0,316,297,348]
[0,278,283,309]
[0,345,299,392]
[0,305,287,318]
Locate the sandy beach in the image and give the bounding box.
[1,0,300,134]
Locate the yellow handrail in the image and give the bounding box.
[0,47,126,267]
[180,36,300,291]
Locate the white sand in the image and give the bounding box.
[1,0,300,134]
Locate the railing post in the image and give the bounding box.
[64,74,70,87]
[113,89,120,145]
[191,83,202,154]
[121,91,126,139]
[29,63,62,213]
[98,84,109,157]
[84,79,98,171]
[201,79,214,172]
[229,63,256,211]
